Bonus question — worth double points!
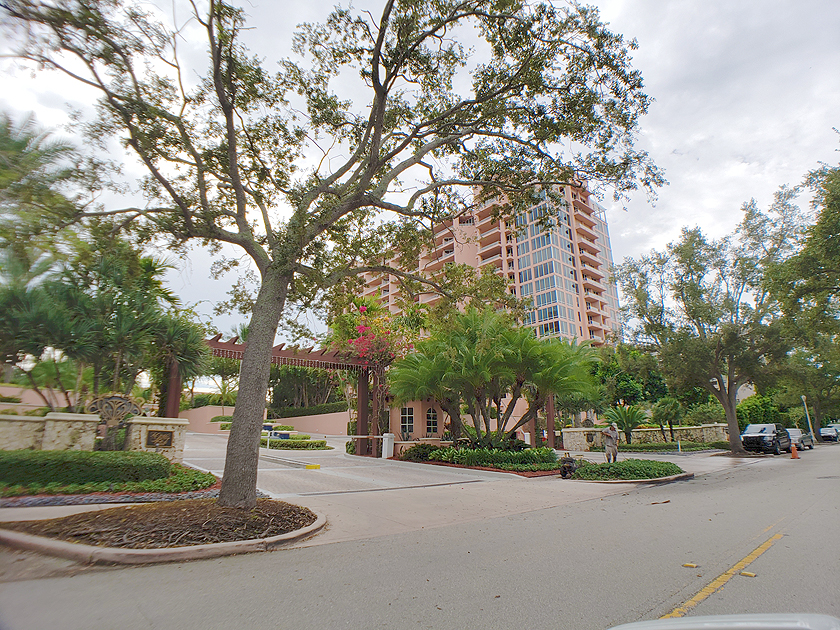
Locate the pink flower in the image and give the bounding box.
[359,306,367,313]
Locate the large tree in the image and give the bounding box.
[3,0,661,507]
[617,189,805,453]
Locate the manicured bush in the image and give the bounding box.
[259,438,330,450]
[0,409,18,415]
[271,425,294,431]
[0,464,217,497]
[210,415,233,423]
[429,446,557,466]
[572,459,683,480]
[0,395,21,403]
[263,433,311,440]
[707,441,730,450]
[399,443,441,462]
[0,450,171,486]
[220,422,231,430]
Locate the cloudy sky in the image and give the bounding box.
[2,0,839,335]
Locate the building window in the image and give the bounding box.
[401,407,414,436]
[459,216,474,225]
[426,408,438,435]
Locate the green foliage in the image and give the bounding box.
[572,459,683,480]
[268,402,348,418]
[399,443,441,462]
[345,439,355,454]
[0,450,170,485]
[617,190,805,451]
[259,439,329,450]
[708,441,730,450]
[0,463,216,497]
[429,446,556,467]
[604,405,647,444]
[0,395,21,403]
[1,0,661,506]
[271,425,294,431]
[210,415,233,423]
[390,307,597,447]
[219,423,231,430]
[682,401,726,426]
[736,395,781,431]
[268,365,341,411]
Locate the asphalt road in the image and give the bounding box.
[0,441,837,629]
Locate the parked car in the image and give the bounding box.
[819,426,839,442]
[786,428,815,450]
[740,423,792,454]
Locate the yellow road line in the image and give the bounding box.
[661,533,783,619]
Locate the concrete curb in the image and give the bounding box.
[0,513,326,565]
[573,472,695,484]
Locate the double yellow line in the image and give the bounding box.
[661,533,784,619]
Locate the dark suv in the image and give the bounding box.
[740,423,792,455]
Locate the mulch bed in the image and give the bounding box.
[0,499,317,549]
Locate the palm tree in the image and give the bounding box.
[153,313,209,417]
[651,397,683,442]
[605,405,648,444]
[389,307,597,448]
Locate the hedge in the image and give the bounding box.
[210,415,233,423]
[0,464,217,498]
[268,402,348,419]
[429,446,557,466]
[220,422,231,430]
[573,459,683,480]
[0,450,171,486]
[259,438,330,450]
[399,443,441,462]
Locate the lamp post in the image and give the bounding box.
[801,395,816,439]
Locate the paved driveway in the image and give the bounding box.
[183,432,764,547]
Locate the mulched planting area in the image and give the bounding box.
[0,498,317,549]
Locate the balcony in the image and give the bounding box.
[578,238,599,255]
[578,249,600,266]
[574,208,597,229]
[479,252,502,269]
[580,262,604,279]
[582,274,604,290]
[575,223,598,242]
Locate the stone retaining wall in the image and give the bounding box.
[561,423,728,451]
[0,412,100,451]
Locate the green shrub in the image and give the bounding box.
[736,395,781,432]
[708,440,730,450]
[346,439,355,454]
[0,395,21,403]
[683,401,725,426]
[0,450,171,485]
[572,459,683,480]
[429,446,557,466]
[399,443,441,462]
[271,425,294,431]
[220,423,231,430]
[259,439,330,450]
[0,409,18,415]
[22,407,50,417]
[0,464,217,497]
[268,402,349,419]
[210,415,233,423]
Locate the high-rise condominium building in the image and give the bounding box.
[362,184,620,342]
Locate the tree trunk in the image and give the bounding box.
[23,370,55,411]
[218,268,290,508]
[712,385,745,454]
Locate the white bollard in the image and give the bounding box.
[382,433,395,459]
